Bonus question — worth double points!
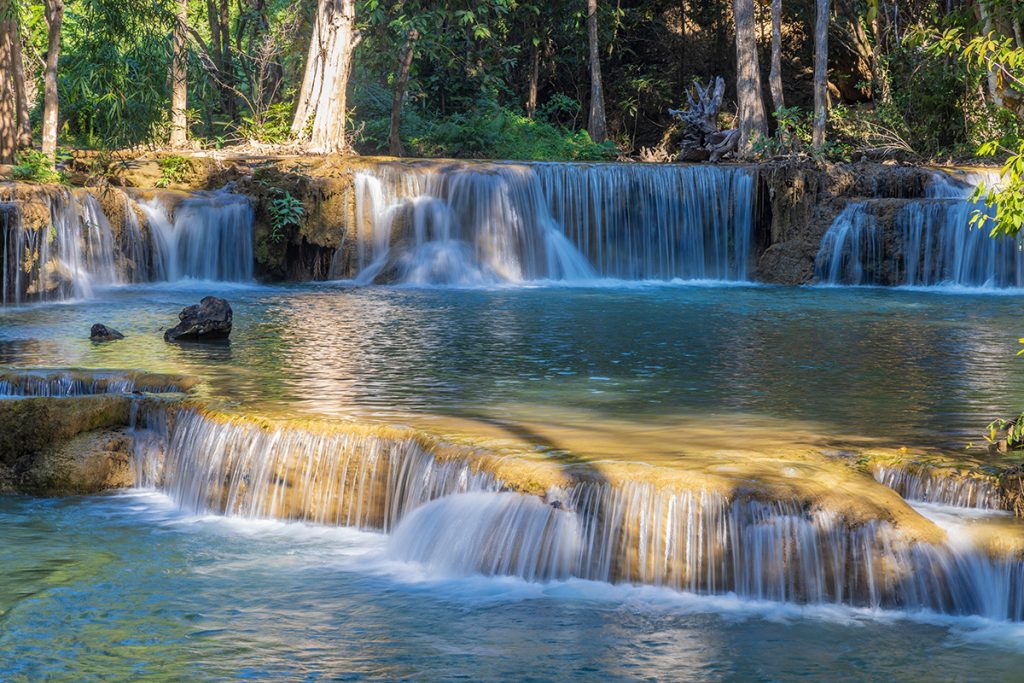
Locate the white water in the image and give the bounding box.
[1,187,253,305]
[813,203,880,284]
[140,190,254,283]
[127,403,1024,621]
[815,170,1023,288]
[340,162,755,285]
[873,464,1002,510]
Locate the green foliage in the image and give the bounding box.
[986,414,1024,450]
[267,191,304,243]
[236,102,295,144]
[155,155,194,188]
[11,151,65,184]
[353,91,617,161]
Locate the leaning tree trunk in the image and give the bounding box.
[732,0,767,156]
[769,0,784,113]
[42,0,63,163]
[169,0,188,147]
[586,0,607,143]
[812,0,829,149]
[0,0,17,163]
[292,0,360,154]
[387,29,417,157]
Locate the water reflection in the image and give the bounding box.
[0,283,1021,455]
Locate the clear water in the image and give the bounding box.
[0,281,1021,451]
[3,490,1024,682]
[4,282,1024,678]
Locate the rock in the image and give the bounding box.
[164,296,233,342]
[90,323,124,342]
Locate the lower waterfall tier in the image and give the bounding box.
[121,400,1024,620]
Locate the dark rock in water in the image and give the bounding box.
[164,296,233,342]
[90,324,124,342]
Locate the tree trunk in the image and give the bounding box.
[812,0,829,149]
[586,0,607,143]
[769,0,784,112]
[42,0,63,163]
[169,0,188,147]
[0,0,17,164]
[732,0,766,156]
[388,29,417,157]
[292,0,359,153]
[218,0,234,119]
[526,36,539,119]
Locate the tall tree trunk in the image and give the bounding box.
[586,0,607,143]
[526,36,539,119]
[732,0,766,156]
[42,0,63,163]
[218,0,234,120]
[388,29,417,157]
[812,0,829,149]
[0,0,17,164]
[169,0,188,147]
[769,0,784,112]
[292,0,359,153]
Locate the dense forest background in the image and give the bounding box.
[0,0,1021,165]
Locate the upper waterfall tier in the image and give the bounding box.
[814,169,1022,288]
[0,186,253,305]
[340,162,756,285]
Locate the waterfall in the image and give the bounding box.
[1,201,23,305]
[814,203,881,285]
[129,403,1024,620]
[131,407,498,530]
[873,465,1002,510]
[342,162,756,284]
[0,370,190,398]
[897,172,1022,287]
[390,484,1024,620]
[815,170,1022,288]
[1,187,253,305]
[140,190,254,282]
[0,189,120,303]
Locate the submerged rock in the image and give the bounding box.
[90,323,124,342]
[164,296,233,342]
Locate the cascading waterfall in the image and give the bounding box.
[390,483,1024,620]
[813,203,880,285]
[1,201,24,305]
[0,370,189,398]
[130,407,497,530]
[534,163,755,281]
[341,162,756,284]
[898,172,1021,287]
[1,187,253,305]
[815,170,1021,287]
[140,190,254,282]
[873,464,1002,510]
[129,403,1024,621]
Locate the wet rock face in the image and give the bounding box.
[164,296,233,342]
[0,394,134,495]
[90,324,124,342]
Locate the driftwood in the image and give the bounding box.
[668,77,740,162]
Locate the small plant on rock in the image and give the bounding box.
[155,155,194,188]
[268,191,304,243]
